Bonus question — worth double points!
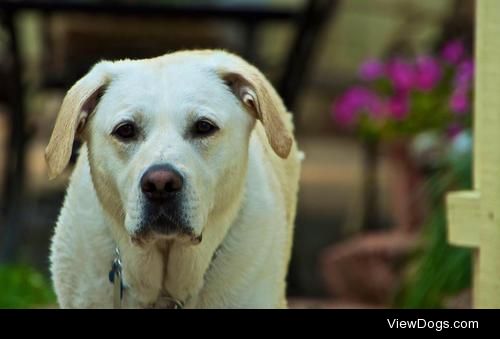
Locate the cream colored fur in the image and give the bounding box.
[47,50,302,308]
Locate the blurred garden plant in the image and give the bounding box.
[0,265,56,308]
[395,131,473,308]
[332,39,474,308]
[332,39,473,142]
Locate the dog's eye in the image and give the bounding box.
[194,119,218,136]
[112,122,137,140]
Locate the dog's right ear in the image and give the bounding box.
[45,61,113,180]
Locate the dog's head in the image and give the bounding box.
[45,50,292,245]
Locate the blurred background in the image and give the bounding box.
[0,0,475,308]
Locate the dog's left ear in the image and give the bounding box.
[45,61,113,180]
[218,62,293,159]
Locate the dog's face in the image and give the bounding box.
[45,51,292,245]
[86,59,255,243]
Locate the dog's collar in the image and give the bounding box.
[108,247,184,309]
[108,247,124,309]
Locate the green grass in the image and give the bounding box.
[0,264,56,308]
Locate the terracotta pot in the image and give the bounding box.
[320,231,419,306]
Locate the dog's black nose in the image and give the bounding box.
[140,164,183,201]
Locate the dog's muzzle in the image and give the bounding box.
[137,164,195,240]
[141,163,184,200]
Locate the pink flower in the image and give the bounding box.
[388,92,409,120]
[414,56,442,91]
[333,97,358,127]
[454,59,474,89]
[449,89,469,114]
[332,87,385,127]
[359,59,385,81]
[441,39,465,64]
[366,95,387,119]
[446,123,463,139]
[386,59,415,91]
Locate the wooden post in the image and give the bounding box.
[446,0,500,308]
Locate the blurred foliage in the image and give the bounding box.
[357,66,472,143]
[333,39,474,144]
[0,264,56,308]
[394,142,472,308]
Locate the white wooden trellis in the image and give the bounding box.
[446,0,500,308]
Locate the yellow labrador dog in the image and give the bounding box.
[46,50,302,308]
